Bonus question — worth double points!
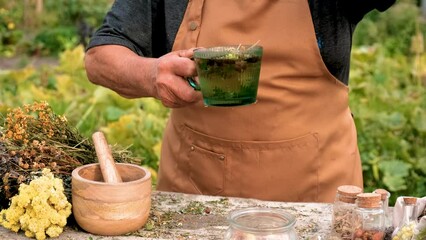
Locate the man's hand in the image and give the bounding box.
[85,45,202,108]
[151,48,202,108]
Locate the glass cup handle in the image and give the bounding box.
[186,77,201,91]
[186,56,201,91]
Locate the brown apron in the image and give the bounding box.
[157,0,363,203]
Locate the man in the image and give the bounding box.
[85,0,395,202]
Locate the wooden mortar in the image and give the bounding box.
[71,132,151,236]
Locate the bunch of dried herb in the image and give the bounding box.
[0,101,139,208]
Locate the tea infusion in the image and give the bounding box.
[195,52,262,106]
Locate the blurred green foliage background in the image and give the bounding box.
[0,0,425,205]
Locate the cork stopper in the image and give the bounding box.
[356,193,382,208]
[373,189,390,201]
[403,197,417,205]
[337,185,363,203]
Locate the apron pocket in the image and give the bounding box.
[245,135,320,201]
[182,124,320,201]
[188,144,226,195]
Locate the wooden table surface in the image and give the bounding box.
[1,191,333,240]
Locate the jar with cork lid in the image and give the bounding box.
[373,189,393,239]
[392,197,418,240]
[331,185,363,239]
[352,193,385,240]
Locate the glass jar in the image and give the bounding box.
[373,189,393,240]
[224,207,298,240]
[392,197,418,240]
[331,185,363,239]
[352,193,385,240]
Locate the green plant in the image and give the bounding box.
[349,45,426,205]
[0,0,113,57]
[349,0,426,205]
[31,27,78,56]
[42,0,113,27]
[0,6,23,57]
[354,2,422,56]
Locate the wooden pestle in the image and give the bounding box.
[92,131,123,183]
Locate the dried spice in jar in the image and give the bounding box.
[352,193,385,240]
[331,185,363,239]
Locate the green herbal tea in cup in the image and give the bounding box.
[189,45,263,107]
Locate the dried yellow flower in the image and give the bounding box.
[0,169,72,240]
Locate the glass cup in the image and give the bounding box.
[187,45,263,107]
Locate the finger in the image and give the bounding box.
[157,80,201,108]
[176,77,202,102]
[177,48,200,58]
[170,76,202,103]
[168,55,197,78]
[155,68,201,103]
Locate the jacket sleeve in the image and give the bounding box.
[86,0,154,57]
[375,0,397,12]
[343,0,397,24]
